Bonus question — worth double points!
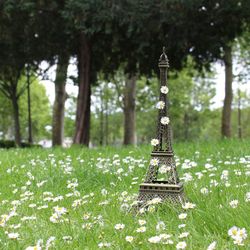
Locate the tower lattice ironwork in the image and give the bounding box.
[137,47,185,207]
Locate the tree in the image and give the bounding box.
[19,78,51,141]
[52,55,69,146]
[90,78,123,146]
[0,0,54,145]
[89,59,216,145]
[0,67,25,146]
[135,61,216,142]
[221,45,233,137]
[181,0,250,137]
[26,64,33,143]
[26,0,74,146]
[233,30,250,138]
[108,70,138,145]
[0,77,51,141]
[123,75,137,145]
[0,2,29,145]
[100,0,191,145]
[0,92,13,139]
[62,0,116,146]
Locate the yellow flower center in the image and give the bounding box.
[232,230,237,236]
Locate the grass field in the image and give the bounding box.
[0,140,249,249]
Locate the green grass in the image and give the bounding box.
[0,139,249,249]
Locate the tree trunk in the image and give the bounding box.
[238,89,242,139]
[52,54,69,146]
[123,75,137,145]
[221,45,233,138]
[183,112,189,141]
[105,98,109,145]
[99,89,104,146]
[11,95,21,146]
[27,65,33,144]
[73,33,91,146]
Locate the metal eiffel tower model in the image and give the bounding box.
[137,47,185,207]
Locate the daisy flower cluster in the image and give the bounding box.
[150,84,170,150]
[228,226,248,245]
[49,206,68,223]
[0,144,249,248]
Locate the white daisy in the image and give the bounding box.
[160,86,169,94]
[138,219,146,225]
[150,158,159,166]
[207,241,216,250]
[151,139,159,146]
[156,221,166,231]
[8,232,19,239]
[178,232,189,238]
[229,200,238,208]
[159,234,172,240]
[182,202,196,209]
[156,101,165,109]
[178,213,187,220]
[148,236,161,243]
[238,228,247,240]
[161,117,170,125]
[147,197,162,205]
[54,206,67,215]
[114,223,125,230]
[200,187,209,194]
[159,165,171,174]
[136,226,146,233]
[228,226,239,239]
[25,246,42,250]
[176,241,187,249]
[125,236,134,243]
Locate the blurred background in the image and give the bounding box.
[0,0,250,148]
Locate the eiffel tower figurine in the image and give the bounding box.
[137,47,185,207]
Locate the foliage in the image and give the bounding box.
[90,79,124,146]
[1,0,250,144]
[231,108,250,138]
[0,140,15,148]
[233,28,250,84]
[62,0,117,81]
[64,96,76,139]
[19,78,51,141]
[126,61,216,143]
[0,92,12,138]
[0,77,51,141]
[88,56,249,145]
[0,140,41,148]
[182,0,250,66]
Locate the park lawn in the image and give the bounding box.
[0,140,249,249]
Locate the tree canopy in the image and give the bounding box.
[0,0,250,146]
